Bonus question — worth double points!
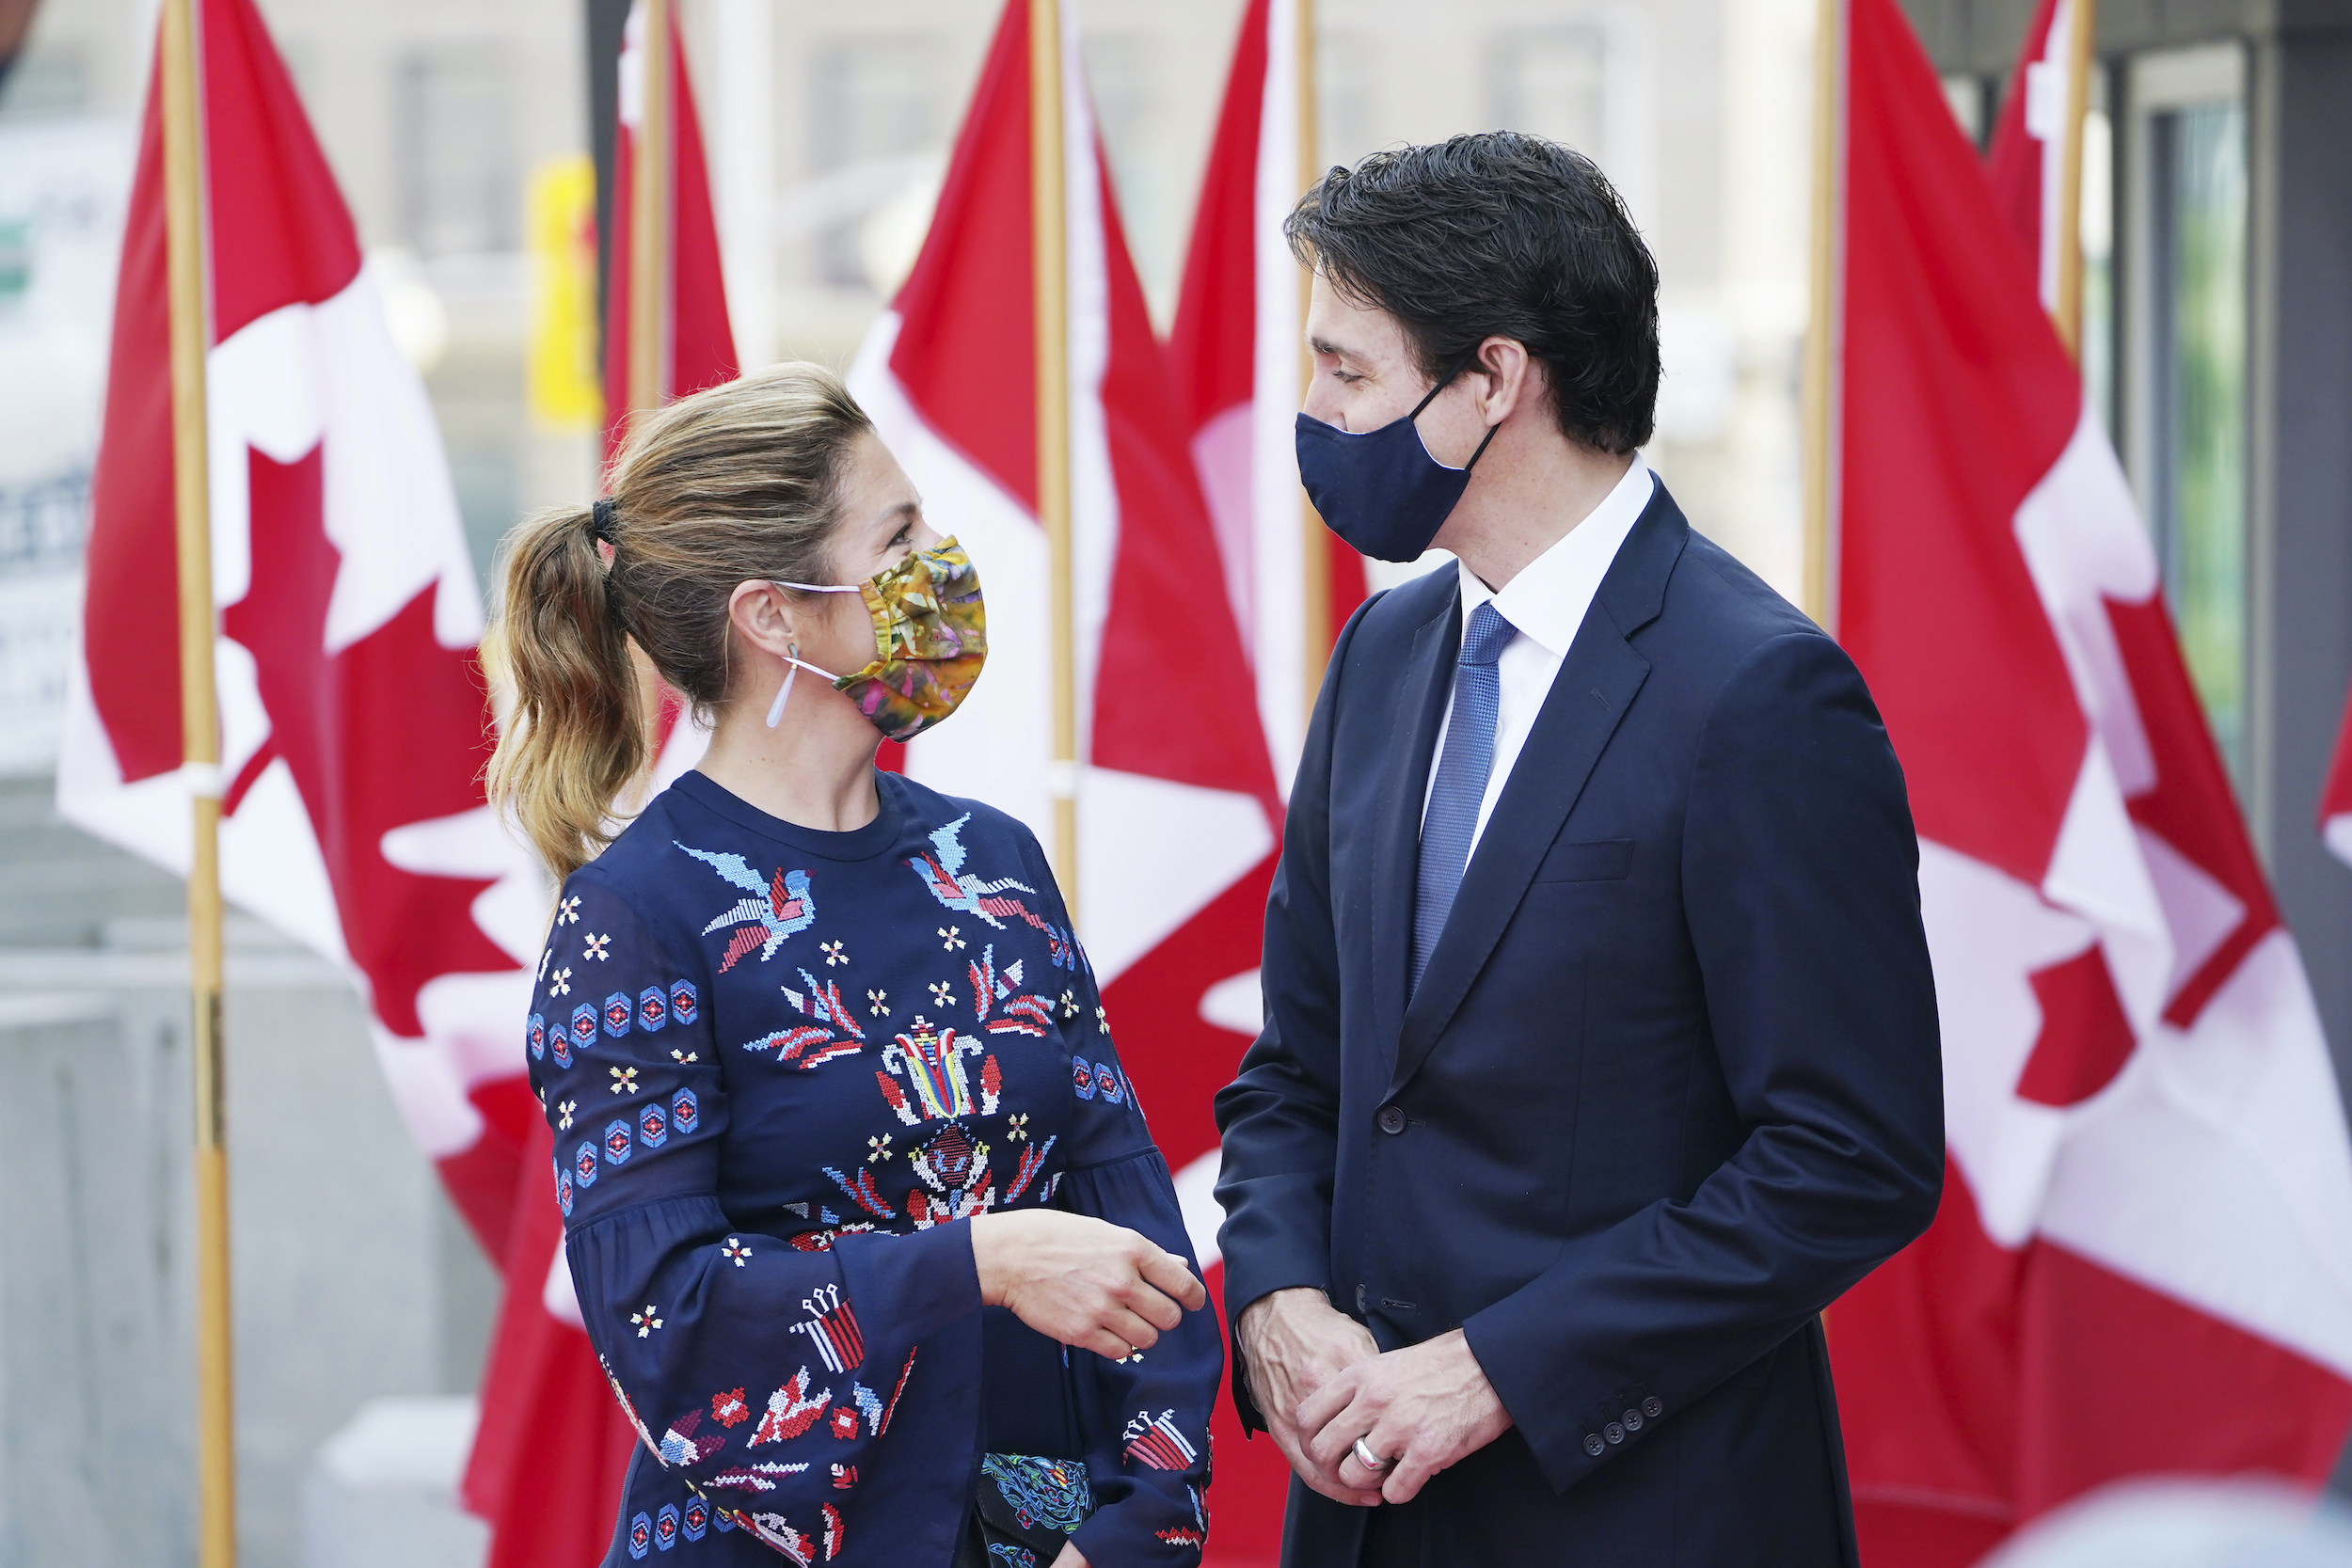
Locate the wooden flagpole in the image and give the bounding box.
[1031,0,1078,912]
[1801,0,1844,631]
[2053,0,2097,360]
[628,0,671,422]
[160,1,236,1563]
[1295,0,1327,720]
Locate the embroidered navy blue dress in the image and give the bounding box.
[523,770,1219,1568]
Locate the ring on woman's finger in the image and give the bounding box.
[1351,1436,1399,1472]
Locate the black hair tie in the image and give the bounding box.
[590,497,617,544]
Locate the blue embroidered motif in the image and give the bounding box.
[528,1012,546,1061]
[712,1508,737,1532]
[639,1101,668,1148]
[603,991,633,1037]
[980,1453,1093,1533]
[552,1028,575,1069]
[628,1511,652,1560]
[604,1119,633,1165]
[681,1499,707,1542]
[638,986,668,1032]
[673,1087,699,1135]
[1096,1061,1125,1104]
[571,1004,598,1050]
[675,842,818,968]
[1072,1057,1095,1101]
[575,1140,599,1188]
[907,816,1041,932]
[557,1167,574,1218]
[654,1504,679,1551]
[671,979,699,1026]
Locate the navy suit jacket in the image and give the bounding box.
[1213,483,1944,1565]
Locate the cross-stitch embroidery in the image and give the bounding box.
[676,842,818,970]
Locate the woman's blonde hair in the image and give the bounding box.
[482,362,872,881]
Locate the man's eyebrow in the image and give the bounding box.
[1307,334,1354,359]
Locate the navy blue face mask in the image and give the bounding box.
[1295,363,1501,562]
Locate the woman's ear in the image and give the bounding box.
[726,579,800,660]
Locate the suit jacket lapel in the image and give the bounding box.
[1389,487,1692,1095]
[1367,591,1462,1082]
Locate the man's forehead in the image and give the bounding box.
[1306,286,1409,364]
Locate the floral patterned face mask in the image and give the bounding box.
[767,538,988,742]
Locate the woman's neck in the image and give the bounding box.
[693,692,882,833]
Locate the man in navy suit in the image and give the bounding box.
[1213,133,1945,1565]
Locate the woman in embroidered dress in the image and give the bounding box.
[484,364,1219,1568]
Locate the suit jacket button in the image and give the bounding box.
[1623,1409,1643,1432]
[1604,1422,1625,1444]
[1583,1433,1606,1457]
[1642,1397,1662,1418]
[1376,1105,1406,1135]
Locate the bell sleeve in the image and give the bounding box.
[523,868,984,1566]
[1011,835,1222,1567]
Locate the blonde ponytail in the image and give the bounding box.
[483,362,873,881]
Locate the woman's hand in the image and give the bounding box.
[970,1210,1206,1360]
[1048,1544,1089,1568]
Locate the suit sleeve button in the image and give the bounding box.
[1583,1433,1606,1457]
[1642,1397,1662,1418]
[1376,1105,1406,1134]
[1623,1409,1643,1432]
[1604,1422,1625,1444]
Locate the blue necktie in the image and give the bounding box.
[1412,601,1515,998]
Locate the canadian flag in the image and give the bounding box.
[64,0,544,1293]
[1167,0,1368,785]
[1820,1,2352,1561]
[463,7,739,1563]
[843,0,1283,1552]
[2323,697,2352,865]
[598,0,738,467]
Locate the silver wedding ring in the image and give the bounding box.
[1351,1436,1398,1472]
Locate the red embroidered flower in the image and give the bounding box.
[828,1406,860,1440]
[711,1387,750,1428]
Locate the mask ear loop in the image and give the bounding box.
[1406,354,1502,472]
[762,578,863,729]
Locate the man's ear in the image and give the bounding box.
[1470,336,1536,428]
[727,579,800,659]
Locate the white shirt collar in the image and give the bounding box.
[1456,456,1656,657]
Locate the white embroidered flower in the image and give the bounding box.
[583,932,612,961]
[671,1049,698,1065]
[557,895,580,926]
[866,989,890,1017]
[821,940,847,967]
[549,968,572,997]
[1095,1006,1111,1035]
[558,1099,577,1131]
[629,1305,663,1337]
[610,1066,639,1095]
[1059,990,1079,1019]
[937,926,965,952]
[1006,1114,1029,1143]
[866,1134,892,1164]
[722,1238,753,1268]
[929,980,955,1008]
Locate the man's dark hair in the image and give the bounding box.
[1285,131,1660,454]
